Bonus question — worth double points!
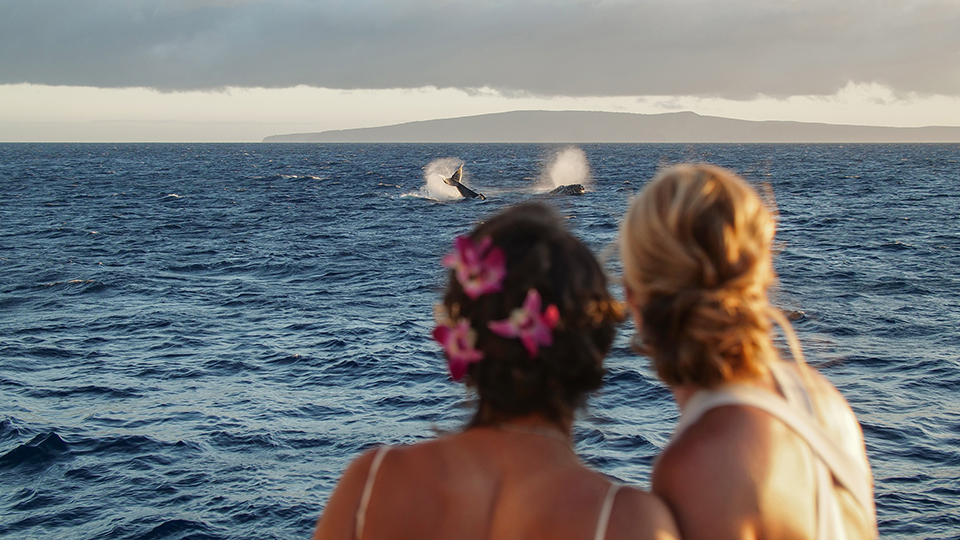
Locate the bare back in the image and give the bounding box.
[314,427,678,540]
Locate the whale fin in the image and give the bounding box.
[443,165,463,186]
[442,165,485,199]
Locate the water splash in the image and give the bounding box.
[419,158,465,200]
[539,147,591,191]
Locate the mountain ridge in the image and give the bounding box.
[262,110,960,143]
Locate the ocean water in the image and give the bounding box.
[1,143,958,539]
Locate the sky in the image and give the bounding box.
[2,0,959,142]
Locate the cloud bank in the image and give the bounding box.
[2,0,958,98]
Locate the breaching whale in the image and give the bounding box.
[443,166,486,200]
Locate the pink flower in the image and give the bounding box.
[432,319,484,381]
[487,289,561,358]
[441,236,506,299]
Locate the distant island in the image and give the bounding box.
[263,110,960,143]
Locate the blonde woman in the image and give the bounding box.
[620,164,877,540]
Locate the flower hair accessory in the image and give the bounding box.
[488,289,560,358]
[432,317,483,381]
[442,236,506,299]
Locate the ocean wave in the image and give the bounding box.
[0,432,70,469]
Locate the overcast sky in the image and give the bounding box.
[2,0,959,141]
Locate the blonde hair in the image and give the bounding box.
[620,164,801,387]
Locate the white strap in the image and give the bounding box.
[816,458,837,540]
[355,446,391,540]
[594,483,622,540]
[675,387,873,513]
[767,361,812,413]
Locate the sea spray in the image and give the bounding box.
[421,158,465,200]
[539,147,591,191]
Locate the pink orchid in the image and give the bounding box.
[441,236,506,299]
[487,289,561,358]
[432,319,484,381]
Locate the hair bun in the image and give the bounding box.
[621,164,778,387]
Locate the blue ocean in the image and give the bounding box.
[1,143,958,539]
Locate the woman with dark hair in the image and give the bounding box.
[313,202,678,540]
[620,164,877,540]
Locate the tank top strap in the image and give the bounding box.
[355,445,391,540]
[593,482,622,540]
[767,360,814,413]
[673,385,873,514]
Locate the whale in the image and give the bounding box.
[549,184,585,196]
[443,166,486,200]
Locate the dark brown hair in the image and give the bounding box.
[440,202,622,428]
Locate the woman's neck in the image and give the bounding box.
[475,412,573,441]
[503,414,572,435]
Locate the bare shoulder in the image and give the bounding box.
[519,469,677,540]
[651,406,773,540]
[329,445,385,505]
[379,433,468,479]
[312,446,387,540]
[652,418,743,503]
[654,405,769,483]
[313,440,464,540]
[607,486,680,540]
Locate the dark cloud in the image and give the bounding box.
[2,0,958,97]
